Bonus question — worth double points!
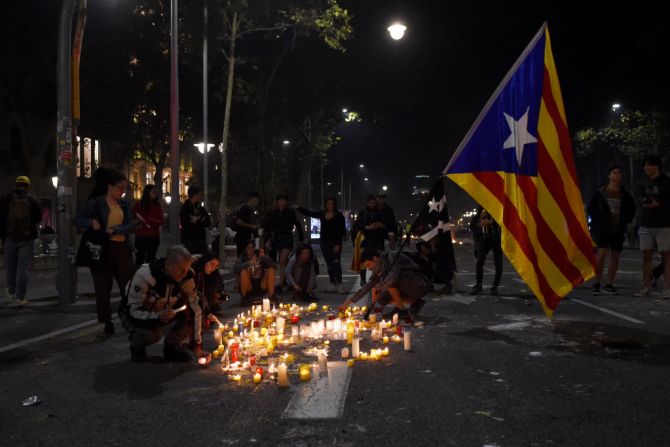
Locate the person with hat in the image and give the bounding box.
[262,193,304,293]
[587,164,636,295]
[0,176,43,305]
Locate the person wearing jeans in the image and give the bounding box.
[0,175,42,305]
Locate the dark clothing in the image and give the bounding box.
[297,207,346,283]
[193,260,225,314]
[264,208,304,244]
[354,206,386,250]
[132,202,164,238]
[74,196,135,247]
[91,241,134,323]
[378,204,398,236]
[135,236,160,266]
[638,174,670,228]
[233,203,257,255]
[180,200,211,252]
[297,207,346,243]
[433,231,457,284]
[470,209,502,287]
[470,209,502,245]
[588,185,635,250]
[0,189,42,241]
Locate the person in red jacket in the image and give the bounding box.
[133,185,165,267]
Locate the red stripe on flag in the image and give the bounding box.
[473,172,563,310]
[515,175,585,287]
[542,68,578,186]
[537,138,597,269]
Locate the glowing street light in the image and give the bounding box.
[382,185,388,191]
[387,23,407,40]
[342,108,348,113]
[611,103,621,112]
[282,140,290,145]
[194,142,215,154]
[364,177,368,181]
[52,176,58,189]
[359,164,365,168]
[165,194,172,205]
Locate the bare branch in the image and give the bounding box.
[237,24,289,38]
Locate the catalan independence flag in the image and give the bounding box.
[445,23,595,317]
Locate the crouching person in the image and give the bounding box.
[338,248,431,319]
[120,245,207,363]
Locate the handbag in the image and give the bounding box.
[75,200,109,271]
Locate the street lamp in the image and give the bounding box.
[52,176,59,189]
[194,142,215,154]
[359,164,365,168]
[611,103,621,112]
[194,142,215,207]
[165,194,172,205]
[282,140,290,145]
[342,108,348,113]
[382,185,388,191]
[387,23,407,40]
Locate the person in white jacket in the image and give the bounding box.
[121,245,206,363]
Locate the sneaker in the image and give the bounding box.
[489,287,499,296]
[164,344,192,362]
[410,298,426,315]
[15,297,28,306]
[336,283,347,294]
[634,287,651,297]
[130,346,147,362]
[324,283,336,293]
[104,321,115,335]
[603,284,619,295]
[470,284,483,295]
[592,283,601,296]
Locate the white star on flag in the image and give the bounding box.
[503,107,537,166]
[427,195,446,213]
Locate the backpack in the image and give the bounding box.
[6,193,33,240]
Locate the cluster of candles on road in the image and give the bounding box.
[207,299,414,387]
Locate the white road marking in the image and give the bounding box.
[282,361,352,419]
[570,299,645,324]
[0,316,118,353]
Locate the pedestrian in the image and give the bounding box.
[587,164,636,295]
[121,245,209,363]
[353,194,386,286]
[0,175,42,305]
[193,250,228,315]
[635,155,670,297]
[262,193,304,293]
[411,241,436,282]
[179,185,211,256]
[232,192,260,256]
[74,167,135,335]
[286,242,318,301]
[376,193,398,250]
[294,196,347,293]
[234,240,276,305]
[469,207,503,296]
[338,248,430,320]
[132,184,164,266]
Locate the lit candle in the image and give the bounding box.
[318,352,328,376]
[198,357,208,366]
[379,321,387,330]
[369,313,377,323]
[352,338,360,358]
[212,350,220,359]
[341,347,350,359]
[228,331,234,339]
[231,374,242,382]
[214,328,222,346]
[383,336,389,344]
[392,313,399,326]
[263,298,270,312]
[392,334,402,343]
[360,352,368,360]
[254,373,262,384]
[299,365,311,381]
[382,347,389,357]
[277,363,289,387]
[404,331,412,351]
[276,317,285,332]
[347,359,355,367]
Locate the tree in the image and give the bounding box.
[213,0,352,257]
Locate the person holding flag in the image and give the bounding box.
[444,23,595,316]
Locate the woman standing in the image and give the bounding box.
[132,184,164,267]
[295,196,346,293]
[263,193,304,292]
[74,167,135,335]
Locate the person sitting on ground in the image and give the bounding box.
[120,245,209,363]
[233,240,277,305]
[286,242,319,301]
[338,248,431,319]
[193,251,228,315]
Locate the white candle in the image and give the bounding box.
[352,338,360,358]
[276,316,285,332]
[379,321,387,330]
[341,347,350,358]
[277,363,289,387]
[318,352,328,375]
[392,313,399,326]
[404,331,412,351]
[263,298,271,312]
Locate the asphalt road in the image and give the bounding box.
[1,242,669,447]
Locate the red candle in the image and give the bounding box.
[231,343,239,362]
[249,355,256,367]
[256,367,264,376]
[291,315,300,324]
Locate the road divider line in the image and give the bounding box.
[282,362,352,419]
[0,317,113,353]
[570,298,645,324]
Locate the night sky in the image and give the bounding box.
[2,0,668,218]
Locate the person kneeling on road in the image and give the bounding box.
[338,248,431,320]
[121,245,210,363]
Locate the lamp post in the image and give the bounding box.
[169,0,181,245]
[201,0,209,207]
[194,142,214,206]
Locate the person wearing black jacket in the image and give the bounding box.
[295,196,347,293]
[470,207,503,296]
[635,155,670,298]
[263,193,304,292]
[354,195,387,285]
[587,165,636,295]
[180,186,211,256]
[233,192,260,256]
[376,193,398,249]
[193,251,227,315]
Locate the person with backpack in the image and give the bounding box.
[132,184,165,267]
[74,168,135,336]
[232,192,260,256]
[0,176,42,305]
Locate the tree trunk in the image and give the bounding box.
[218,12,238,259]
